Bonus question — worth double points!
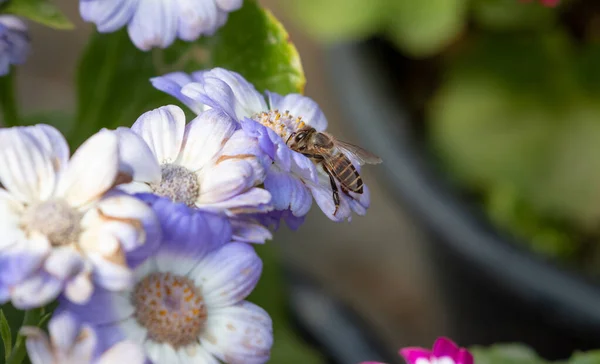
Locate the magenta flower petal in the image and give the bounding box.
[456,349,475,364]
[432,337,460,358]
[399,348,432,363]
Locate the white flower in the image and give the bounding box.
[115,104,272,215]
[22,311,145,364]
[0,125,159,308]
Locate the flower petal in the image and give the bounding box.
[48,311,80,354]
[44,247,84,280]
[98,340,146,364]
[60,288,134,325]
[114,318,148,346]
[94,192,162,254]
[176,0,218,41]
[11,272,63,309]
[264,166,312,217]
[127,0,177,50]
[21,326,54,364]
[145,341,180,364]
[266,92,328,131]
[56,130,119,208]
[204,68,267,119]
[177,345,219,364]
[23,124,70,174]
[68,325,97,363]
[179,109,237,171]
[230,217,273,244]
[202,301,273,364]
[216,0,243,11]
[114,127,161,184]
[131,105,186,164]
[0,234,51,287]
[79,0,138,32]
[0,127,57,202]
[190,242,262,307]
[151,72,205,114]
[197,159,255,204]
[182,80,237,120]
[64,271,94,304]
[199,187,272,213]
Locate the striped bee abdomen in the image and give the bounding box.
[331,155,364,193]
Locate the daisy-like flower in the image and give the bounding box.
[0,125,160,308]
[0,15,30,76]
[21,311,144,364]
[152,68,374,223]
[60,196,273,364]
[79,0,242,51]
[114,104,272,242]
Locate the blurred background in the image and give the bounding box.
[20,0,600,363]
[15,0,440,362]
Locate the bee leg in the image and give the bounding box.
[326,169,341,215]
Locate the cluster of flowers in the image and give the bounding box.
[0,66,373,363]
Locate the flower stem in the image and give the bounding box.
[6,308,43,364]
[0,70,19,127]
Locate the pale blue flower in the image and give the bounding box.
[79,0,242,51]
[0,15,30,76]
[60,195,272,364]
[21,311,145,364]
[152,68,372,223]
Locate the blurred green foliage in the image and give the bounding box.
[430,29,600,265]
[1,0,73,29]
[287,0,563,57]
[472,344,600,363]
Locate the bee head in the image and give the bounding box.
[286,129,311,150]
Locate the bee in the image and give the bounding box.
[286,126,382,215]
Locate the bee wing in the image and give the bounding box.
[331,138,382,165]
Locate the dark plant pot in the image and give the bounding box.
[324,39,600,360]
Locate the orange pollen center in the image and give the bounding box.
[253,109,306,139]
[132,272,207,348]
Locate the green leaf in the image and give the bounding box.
[72,0,304,147]
[249,245,324,364]
[568,351,600,364]
[472,0,557,31]
[386,0,469,57]
[471,344,550,364]
[287,0,385,42]
[2,0,74,30]
[0,310,12,361]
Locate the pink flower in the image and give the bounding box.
[400,337,473,364]
[360,337,473,364]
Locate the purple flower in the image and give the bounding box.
[399,337,474,364]
[60,196,272,364]
[21,311,144,364]
[79,0,242,51]
[151,68,373,223]
[0,15,30,76]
